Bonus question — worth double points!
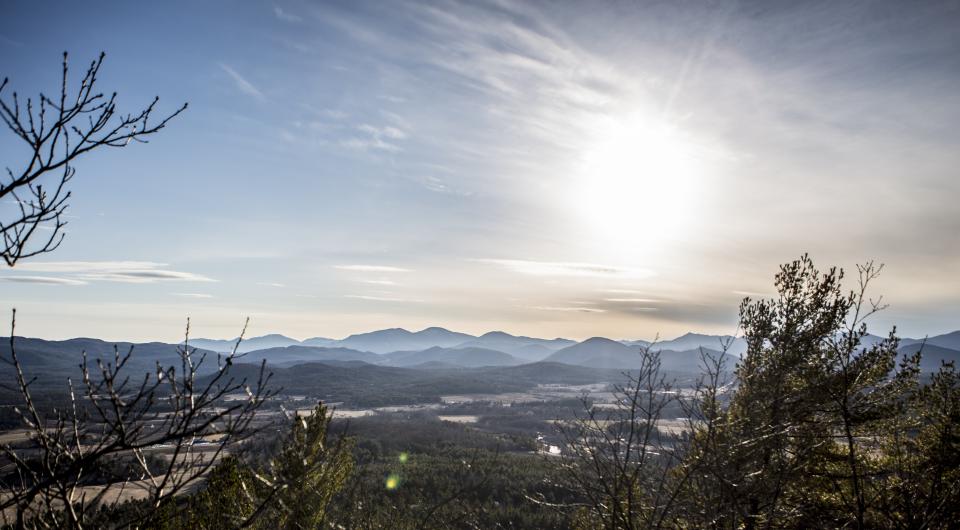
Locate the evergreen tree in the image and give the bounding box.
[681,256,928,528]
[255,403,354,529]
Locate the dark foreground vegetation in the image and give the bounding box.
[0,256,957,529]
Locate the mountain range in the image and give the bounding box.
[186,327,578,359]
[2,328,957,378]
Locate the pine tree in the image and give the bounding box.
[254,402,354,529]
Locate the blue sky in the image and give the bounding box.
[1,0,958,342]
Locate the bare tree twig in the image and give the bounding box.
[0,311,274,529]
[0,52,186,266]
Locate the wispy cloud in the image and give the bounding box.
[273,5,301,23]
[257,282,286,288]
[731,290,773,298]
[219,63,265,100]
[358,124,407,140]
[414,175,472,196]
[83,270,215,283]
[172,293,214,299]
[357,278,398,286]
[341,123,408,153]
[345,294,422,303]
[341,137,400,153]
[16,261,215,283]
[2,276,87,286]
[476,259,654,279]
[533,306,607,313]
[334,265,411,273]
[397,1,627,153]
[604,298,659,303]
[313,9,385,46]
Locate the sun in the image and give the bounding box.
[573,110,706,251]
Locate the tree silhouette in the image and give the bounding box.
[0,52,186,266]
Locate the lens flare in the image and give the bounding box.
[385,473,401,490]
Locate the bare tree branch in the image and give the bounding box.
[0,312,274,529]
[0,52,187,267]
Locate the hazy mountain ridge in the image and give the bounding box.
[4,329,957,376]
[187,334,301,354]
[544,337,741,371]
[184,328,959,361]
[896,342,960,374]
[186,327,578,359]
[236,345,382,366]
[0,337,220,377]
[222,327,960,374]
[900,330,960,351]
[186,327,749,359]
[454,331,576,360]
[337,327,475,354]
[545,337,636,366]
[647,333,748,357]
[379,346,523,368]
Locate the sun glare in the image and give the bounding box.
[574,110,706,251]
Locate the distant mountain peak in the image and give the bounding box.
[481,331,514,338]
[674,332,711,340]
[251,333,296,340]
[338,327,473,354]
[344,328,412,339]
[580,336,623,345]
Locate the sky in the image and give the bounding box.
[0,0,958,342]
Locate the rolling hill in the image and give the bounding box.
[453,331,575,361]
[899,330,960,351]
[379,346,522,368]
[651,333,748,356]
[545,337,639,367]
[545,337,739,372]
[0,336,218,376]
[236,345,380,366]
[337,327,476,353]
[187,334,301,354]
[897,342,960,374]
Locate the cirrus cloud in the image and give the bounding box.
[475,259,654,279]
[2,276,88,286]
[345,294,423,303]
[13,261,215,284]
[533,306,607,313]
[334,264,412,273]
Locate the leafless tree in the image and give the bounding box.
[552,345,677,529]
[0,52,186,266]
[0,312,275,529]
[540,342,734,530]
[668,343,737,529]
